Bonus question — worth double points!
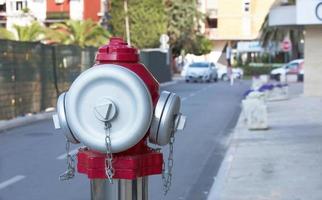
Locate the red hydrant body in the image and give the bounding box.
[77,37,163,179]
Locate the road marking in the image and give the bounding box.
[189,92,196,97]
[57,148,79,160]
[0,175,25,190]
[181,84,213,102]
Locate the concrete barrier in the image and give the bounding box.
[242,91,268,130]
[268,84,289,101]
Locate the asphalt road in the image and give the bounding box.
[0,79,249,200]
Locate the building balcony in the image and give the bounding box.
[269,5,297,26]
[46,11,69,20]
[269,1,322,26]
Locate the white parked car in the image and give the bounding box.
[216,63,244,81]
[270,59,304,80]
[185,62,218,82]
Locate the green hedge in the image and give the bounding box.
[248,63,284,68]
[243,66,280,76]
[241,63,284,76]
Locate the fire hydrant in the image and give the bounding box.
[52,37,186,200]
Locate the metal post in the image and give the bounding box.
[91,177,148,200]
[123,0,131,46]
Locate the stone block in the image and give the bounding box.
[242,98,268,130]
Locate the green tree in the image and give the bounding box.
[0,28,15,40]
[47,20,110,48]
[13,21,44,41]
[166,0,197,55]
[110,0,167,49]
[166,0,211,56]
[192,34,213,55]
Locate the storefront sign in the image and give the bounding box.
[297,0,322,24]
[316,2,322,21]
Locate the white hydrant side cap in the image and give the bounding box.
[52,114,60,129]
[175,114,186,131]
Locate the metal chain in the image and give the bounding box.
[162,132,175,195]
[104,122,114,184]
[59,140,75,181]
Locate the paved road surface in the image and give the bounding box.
[0,80,249,200]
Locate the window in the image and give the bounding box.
[0,4,6,12]
[189,62,210,68]
[55,0,64,4]
[286,63,298,69]
[16,1,23,11]
[207,17,218,28]
[244,0,250,12]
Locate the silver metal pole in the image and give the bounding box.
[123,0,131,46]
[91,177,148,200]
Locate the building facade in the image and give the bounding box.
[198,0,275,63]
[269,0,322,96]
[0,0,105,30]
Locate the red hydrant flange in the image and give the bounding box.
[77,37,163,180]
[77,147,163,179]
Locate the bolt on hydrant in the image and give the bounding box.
[52,37,186,200]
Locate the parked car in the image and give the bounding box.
[298,67,304,82]
[270,59,304,81]
[185,62,218,82]
[216,63,244,81]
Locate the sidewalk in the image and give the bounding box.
[208,83,322,200]
[0,111,54,132]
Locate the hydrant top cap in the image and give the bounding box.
[96,37,139,62]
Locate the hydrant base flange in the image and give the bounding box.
[77,147,163,180]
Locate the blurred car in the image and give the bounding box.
[270,59,304,81]
[216,63,244,81]
[232,68,244,79]
[185,62,218,82]
[298,67,304,82]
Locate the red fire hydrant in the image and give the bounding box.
[53,37,186,199]
[78,38,163,179]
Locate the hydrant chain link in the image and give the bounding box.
[59,140,76,181]
[104,122,114,183]
[162,132,175,195]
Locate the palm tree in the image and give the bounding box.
[47,20,110,48]
[0,28,15,40]
[13,21,44,41]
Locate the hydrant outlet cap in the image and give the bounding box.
[96,37,139,62]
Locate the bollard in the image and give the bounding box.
[243,91,268,130]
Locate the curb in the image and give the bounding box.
[0,111,54,133]
[207,116,243,200]
[160,80,179,87]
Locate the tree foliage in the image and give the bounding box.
[47,20,110,48]
[192,34,213,55]
[109,0,212,55]
[166,0,211,56]
[0,27,15,40]
[166,0,197,55]
[13,21,44,41]
[110,0,167,49]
